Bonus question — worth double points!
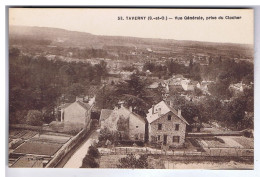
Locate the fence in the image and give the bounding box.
[98,147,253,157]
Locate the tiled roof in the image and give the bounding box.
[147,101,189,125]
[164,102,189,125]
[60,103,72,109]
[87,86,100,95]
[100,109,113,121]
[147,82,159,89]
[76,100,91,110]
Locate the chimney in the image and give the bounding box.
[170,101,173,108]
[178,109,182,117]
[152,105,155,114]
[129,106,132,112]
[158,108,161,116]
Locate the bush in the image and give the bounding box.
[88,145,100,158]
[117,154,148,169]
[26,110,43,126]
[99,127,115,142]
[10,110,27,124]
[81,155,99,168]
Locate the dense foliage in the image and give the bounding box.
[9,48,107,124]
[117,154,148,169]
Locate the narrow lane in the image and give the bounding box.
[63,129,99,168]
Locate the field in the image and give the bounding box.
[164,160,253,169]
[13,141,63,156]
[99,155,165,169]
[232,137,254,149]
[10,131,72,158]
[30,134,71,144]
[11,156,46,168]
[9,130,38,140]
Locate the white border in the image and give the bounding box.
[2,2,260,177]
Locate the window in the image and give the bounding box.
[175,124,180,131]
[157,135,160,141]
[136,126,139,128]
[158,123,162,130]
[168,115,172,121]
[173,136,180,143]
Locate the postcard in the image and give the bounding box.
[8,8,254,169]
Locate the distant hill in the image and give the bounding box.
[9,25,254,59]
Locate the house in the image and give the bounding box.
[197,81,209,91]
[120,71,134,80]
[146,101,189,148]
[229,82,251,94]
[100,105,146,141]
[147,82,160,89]
[60,97,93,127]
[181,80,199,91]
[99,109,113,127]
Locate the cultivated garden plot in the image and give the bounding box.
[13,141,63,156]
[30,134,71,144]
[232,137,254,149]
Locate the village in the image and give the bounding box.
[8,25,254,169]
[9,63,254,169]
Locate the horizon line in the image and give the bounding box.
[9,25,254,46]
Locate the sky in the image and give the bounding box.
[9,8,254,44]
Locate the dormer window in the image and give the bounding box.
[168,115,172,121]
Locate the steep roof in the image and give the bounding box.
[87,85,100,96]
[76,100,91,110]
[100,109,113,121]
[129,110,146,123]
[147,82,159,89]
[60,103,72,109]
[164,102,189,125]
[147,101,189,125]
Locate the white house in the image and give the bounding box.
[60,98,93,126]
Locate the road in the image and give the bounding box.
[63,129,100,168]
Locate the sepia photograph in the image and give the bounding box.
[8,8,254,169]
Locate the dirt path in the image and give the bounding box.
[63,129,100,168]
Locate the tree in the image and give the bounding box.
[81,155,99,168]
[66,83,85,97]
[180,101,200,124]
[88,145,100,158]
[95,60,108,77]
[117,154,148,169]
[99,127,115,142]
[197,96,222,123]
[26,110,43,126]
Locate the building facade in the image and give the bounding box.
[60,99,92,127]
[147,101,189,147]
[100,105,146,141]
